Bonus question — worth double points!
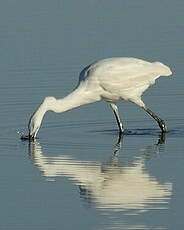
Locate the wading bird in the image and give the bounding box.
[27,57,172,140]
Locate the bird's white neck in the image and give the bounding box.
[49,87,101,113]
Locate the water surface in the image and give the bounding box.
[0,0,183,229]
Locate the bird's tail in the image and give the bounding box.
[153,62,172,77]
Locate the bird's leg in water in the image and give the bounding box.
[109,103,125,134]
[114,132,123,155]
[143,107,168,133]
[109,103,124,153]
[157,132,166,144]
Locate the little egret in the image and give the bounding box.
[27,57,172,140]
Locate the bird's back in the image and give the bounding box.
[78,57,172,102]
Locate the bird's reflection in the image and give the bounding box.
[28,134,172,213]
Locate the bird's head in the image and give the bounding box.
[28,97,56,140]
[28,115,40,140]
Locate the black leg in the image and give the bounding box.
[157,132,166,144]
[109,103,125,134]
[143,107,168,133]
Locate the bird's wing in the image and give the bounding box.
[98,63,160,92]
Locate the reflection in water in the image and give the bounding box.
[28,135,172,214]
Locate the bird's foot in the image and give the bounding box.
[114,142,121,155]
[157,132,166,144]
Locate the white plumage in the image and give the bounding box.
[27,57,172,140]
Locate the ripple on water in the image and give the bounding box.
[27,139,172,214]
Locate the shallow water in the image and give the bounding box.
[0,0,184,229]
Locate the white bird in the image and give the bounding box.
[27,57,172,140]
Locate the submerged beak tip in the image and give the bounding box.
[20,131,36,141]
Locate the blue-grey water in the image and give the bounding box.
[0,0,183,229]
